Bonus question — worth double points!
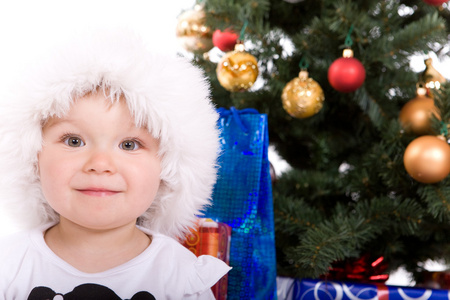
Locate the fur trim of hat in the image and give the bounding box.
[0,29,220,239]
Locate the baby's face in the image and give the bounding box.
[38,92,161,231]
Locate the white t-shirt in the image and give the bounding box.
[0,224,231,299]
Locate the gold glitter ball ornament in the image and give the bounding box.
[281,70,325,119]
[175,5,213,53]
[216,43,259,92]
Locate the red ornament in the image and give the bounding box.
[212,29,239,52]
[328,49,366,93]
[423,0,448,6]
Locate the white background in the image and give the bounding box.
[0,0,197,89]
[0,0,447,286]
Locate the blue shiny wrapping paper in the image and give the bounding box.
[204,107,277,299]
[291,279,450,300]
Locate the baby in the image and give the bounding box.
[0,29,230,299]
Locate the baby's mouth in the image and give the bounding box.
[77,188,120,197]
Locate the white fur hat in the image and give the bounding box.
[0,28,220,239]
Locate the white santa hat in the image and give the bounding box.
[0,28,220,239]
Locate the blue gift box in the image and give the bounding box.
[285,278,450,300]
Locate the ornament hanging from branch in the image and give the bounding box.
[216,21,259,92]
[404,133,450,184]
[420,57,446,97]
[399,84,440,135]
[213,29,239,52]
[328,25,366,93]
[281,58,325,119]
[175,4,213,53]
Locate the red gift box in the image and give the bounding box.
[182,218,231,300]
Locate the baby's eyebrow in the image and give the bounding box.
[41,117,73,130]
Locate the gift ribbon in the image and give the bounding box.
[376,283,389,300]
[217,107,259,134]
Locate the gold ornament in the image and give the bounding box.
[421,58,446,96]
[175,5,213,53]
[399,85,440,135]
[403,135,450,184]
[281,70,325,118]
[216,43,259,92]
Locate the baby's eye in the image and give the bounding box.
[120,140,140,151]
[64,136,85,147]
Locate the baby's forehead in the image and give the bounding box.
[41,94,147,131]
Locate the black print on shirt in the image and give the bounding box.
[27,283,156,300]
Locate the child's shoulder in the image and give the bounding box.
[142,229,231,296]
[139,228,208,264]
[0,224,51,262]
[0,228,38,287]
[0,229,32,254]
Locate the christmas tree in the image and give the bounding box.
[177,0,450,281]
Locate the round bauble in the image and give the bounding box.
[281,70,325,119]
[216,43,259,92]
[328,49,366,93]
[404,135,450,184]
[422,0,448,6]
[175,5,213,53]
[212,29,238,52]
[399,88,440,135]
